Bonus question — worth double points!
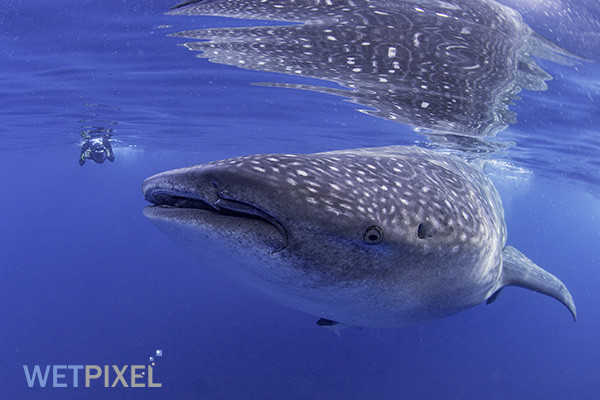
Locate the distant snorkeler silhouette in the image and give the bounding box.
[79,133,115,166]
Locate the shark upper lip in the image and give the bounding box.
[146,189,277,225]
[146,190,217,211]
[144,188,289,252]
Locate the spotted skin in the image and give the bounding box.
[143,146,575,326]
[167,0,578,141]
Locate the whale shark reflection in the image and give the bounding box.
[167,0,579,150]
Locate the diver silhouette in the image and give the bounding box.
[79,133,115,166]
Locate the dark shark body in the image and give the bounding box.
[143,146,575,327]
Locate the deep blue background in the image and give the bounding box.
[1,0,599,399]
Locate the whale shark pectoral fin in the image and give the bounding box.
[496,245,577,321]
[317,318,348,336]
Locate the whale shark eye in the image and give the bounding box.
[417,222,434,239]
[364,225,383,245]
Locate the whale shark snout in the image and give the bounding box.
[142,146,576,327]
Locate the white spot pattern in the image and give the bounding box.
[197,147,504,253]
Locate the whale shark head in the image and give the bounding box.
[142,146,575,326]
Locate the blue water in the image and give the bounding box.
[1,0,599,399]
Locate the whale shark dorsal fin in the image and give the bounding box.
[493,246,577,321]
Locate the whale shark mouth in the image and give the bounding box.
[144,189,289,252]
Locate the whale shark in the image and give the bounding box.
[142,146,575,327]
